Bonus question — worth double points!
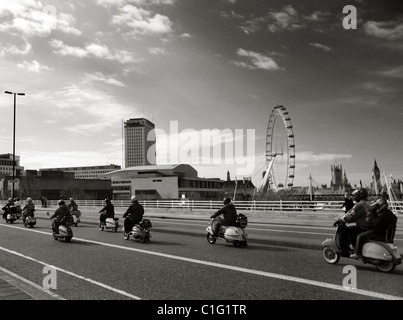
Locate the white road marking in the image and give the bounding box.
[0,266,65,300]
[1,223,402,300]
[0,245,141,300]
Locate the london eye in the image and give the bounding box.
[261,105,296,192]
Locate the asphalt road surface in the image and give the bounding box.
[1,212,402,301]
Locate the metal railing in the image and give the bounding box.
[6,199,400,213]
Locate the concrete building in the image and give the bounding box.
[40,164,121,179]
[124,118,155,168]
[0,153,24,178]
[101,164,225,200]
[0,170,112,200]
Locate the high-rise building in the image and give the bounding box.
[124,118,155,168]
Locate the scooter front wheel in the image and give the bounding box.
[123,233,130,240]
[207,233,216,244]
[375,261,396,273]
[322,246,340,264]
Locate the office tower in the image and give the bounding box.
[124,118,155,168]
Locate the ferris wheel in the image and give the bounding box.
[262,105,296,192]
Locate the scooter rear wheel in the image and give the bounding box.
[322,246,340,264]
[375,261,396,273]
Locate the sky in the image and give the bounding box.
[0,0,402,190]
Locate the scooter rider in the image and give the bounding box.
[210,198,238,237]
[123,196,144,234]
[335,188,372,256]
[22,197,35,223]
[99,198,115,224]
[68,197,79,213]
[50,200,70,234]
[2,198,14,220]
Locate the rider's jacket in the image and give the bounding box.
[123,201,144,224]
[342,200,372,230]
[211,203,238,226]
[22,203,35,216]
[99,203,115,219]
[51,204,70,224]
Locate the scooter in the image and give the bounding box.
[322,220,401,273]
[48,213,73,242]
[67,210,81,227]
[206,214,248,248]
[5,212,17,224]
[123,218,152,243]
[23,215,37,228]
[99,217,120,232]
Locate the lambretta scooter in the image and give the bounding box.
[24,215,37,228]
[123,218,152,243]
[206,214,248,248]
[5,212,17,223]
[48,213,73,242]
[322,219,401,273]
[99,217,120,232]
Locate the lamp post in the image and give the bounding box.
[4,91,25,199]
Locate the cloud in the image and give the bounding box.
[309,42,332,52]
[49,39,137,63]
[0,2,81,37]
[268,5,303,32]
[364,19,403,40]
[17,60,53,73]
[231,49,281,71]
[83,72,126,86]
[1,40,32,55]
[111,4,173,37]
[377,65,403,79]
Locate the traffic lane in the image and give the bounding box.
[0,227,380,300]
[32,209,403,251]
[1,222,402,299]
[143,218,403,254]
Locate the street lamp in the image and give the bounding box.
[4,91,25,199]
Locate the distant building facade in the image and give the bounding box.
[0,153,24,178]
[40,164,121,179]
[224,171,256,201]
[101,164,225,200]
[124,118,155,168]
[0,170,112,200]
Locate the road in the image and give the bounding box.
[1,210,402,302]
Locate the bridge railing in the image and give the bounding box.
[7,199,401,214]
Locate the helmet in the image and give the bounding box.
[8,198,12,202]
[352,188,368,202]
[69,197,74,202]
[58,200,65,206]
[223,197,231,205]
[104,198,110,203]
[26,197,32,202]
[131,195,137,202]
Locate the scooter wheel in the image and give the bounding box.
[376,261,396,273]
[322,247,340,264]
[207,233,216,244]
[65,236,72,242]
[123,233,130,240]
[99,225,104,231]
